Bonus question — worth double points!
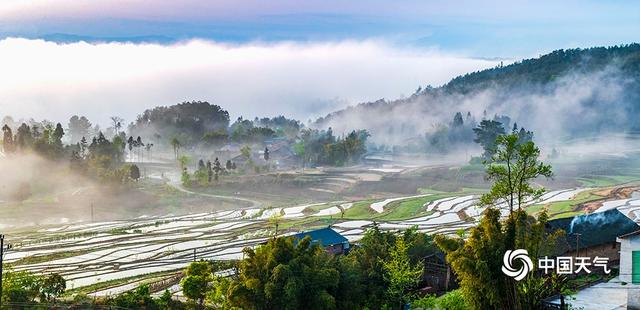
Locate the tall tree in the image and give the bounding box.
[479,133,553,213]
[170,137,181,159]
[181,262,213,306]
[110,116,124,136]
[473,120,506,159]
[382,238,424,308]
[436,132,561,310]
[68,115,92,144]
[2,124,14,153]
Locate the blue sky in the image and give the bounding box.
[0,0,638,125]
[2,0,638,57]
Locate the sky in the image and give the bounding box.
[0,0,638,126]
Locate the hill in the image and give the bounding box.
[314,44,640,148]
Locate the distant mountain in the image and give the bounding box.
[314,44,640,146]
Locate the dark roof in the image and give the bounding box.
[618,229,640,239]
[547,209,639,250]
[292,227,348,247]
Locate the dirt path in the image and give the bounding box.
[165,175,262,209]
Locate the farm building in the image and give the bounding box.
[419,253,456,294]
[292,227,350,255]
[617,230,640,309]
[546,208,639,263]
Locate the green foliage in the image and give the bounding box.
[479,133,553,213]
[227,236,339,310]
[473,119,506,159]
[111,284,159,309]
[1,270,40,305]
[412,289,467,310]
[130,164,141,181]
[382,237,424,307]
[240,145,252,160]
[346,224,439,309]
[296,128,369,166]
[202,130,229,146]
[40,273,66,302]
[130,101,230,148]
[178,155,191,170]
[435,132,563,309]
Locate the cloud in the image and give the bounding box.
[0,38,499,126]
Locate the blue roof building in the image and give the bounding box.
[292,227,350,255]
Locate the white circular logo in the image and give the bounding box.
[502,249,533,281]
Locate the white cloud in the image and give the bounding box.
[0,38,499,126]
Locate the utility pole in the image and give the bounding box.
[0,234,3,310]
[1,234,12,310]
[193,249,196,262]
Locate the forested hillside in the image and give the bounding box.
[315,44,640,150]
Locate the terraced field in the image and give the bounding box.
[4,167,640,299]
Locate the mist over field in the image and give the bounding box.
[2,2,640,308]
[0,38,499,126]
[315,47,640,148]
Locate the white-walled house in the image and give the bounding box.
[617,230,640,309]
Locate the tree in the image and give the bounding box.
[111,284,158,309]
[171,137,181,159]
[129,101,230,148]
[435,132,562,310]
[435,208,564,310]
[68,115,92,144]
[181,262,213,306]
[452,112,464,128]
[213,157,222,181]
[479,133,553,213]
[110,116,124,136]
[2,124,14,153]
[294,142,306,170]
[473,120,506,159]
[52,123,64,146]
[1,270,40,305]
[15,123,33,150]
[130,164,141,181]
[227,236,339,310]
[382,237,424,308]
[240,145,251,161]
[40,273,66,302]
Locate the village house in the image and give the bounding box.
[546,208,639,263]
[617,230,640,309]
[292,227,350,255]
[419,253,456,294]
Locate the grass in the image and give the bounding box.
[577,175,640,187]
[526,190,604,218]
[339,193,464,221]
[377,197,433,220]
[340,200,377,219]
[377,195,450,221]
